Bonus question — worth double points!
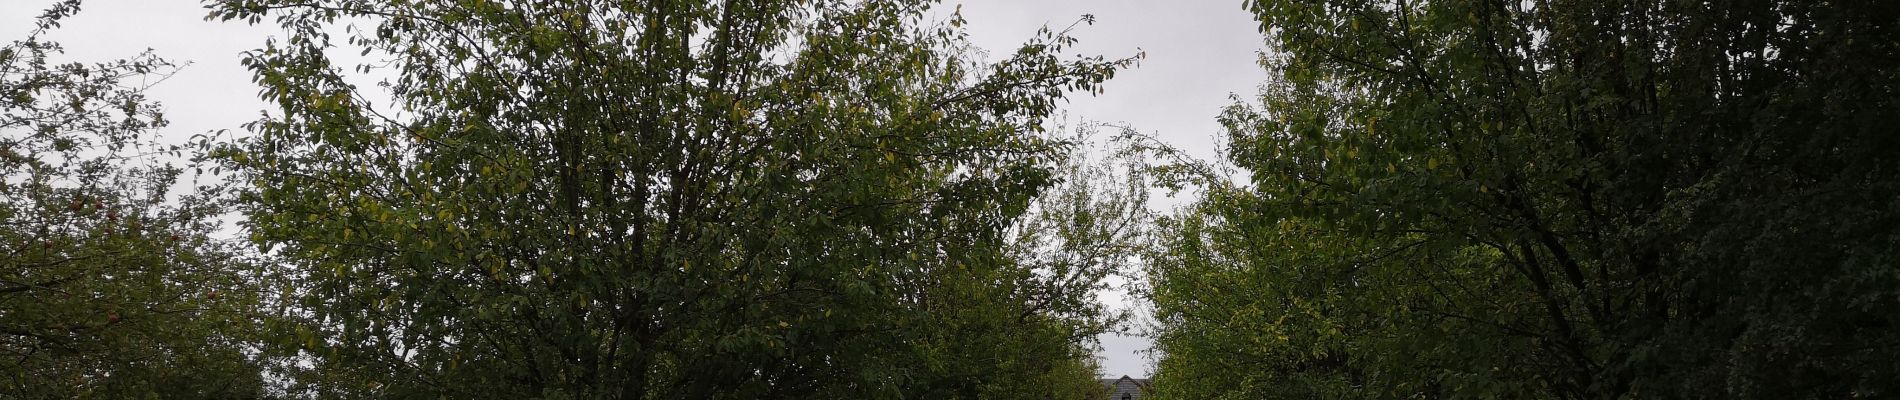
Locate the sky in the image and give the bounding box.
[2,0,1267,379]
[951,0,1265,377]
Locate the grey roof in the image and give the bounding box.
[1100,375,1151,400]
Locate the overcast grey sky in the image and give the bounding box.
[2,0,1265,378]
[952,0,1264,377]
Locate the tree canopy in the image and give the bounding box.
[1144,0,1900,398]
[6,0,1900,398]
[203,0,1136,397]
[1,2,268,397]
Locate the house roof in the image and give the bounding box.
[1100,375,1151,400]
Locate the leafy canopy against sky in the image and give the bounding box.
[5,0,1899,398]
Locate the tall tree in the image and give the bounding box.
[208,0,1136,398]
[1145,0,1900,398]
[0,1,268,397]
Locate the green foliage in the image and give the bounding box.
[1145,0,1900,398]
[0,1,268,397]
[205,0,1137,397]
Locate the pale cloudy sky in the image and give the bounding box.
[2,0,1265,378]
[952,0,1264,377]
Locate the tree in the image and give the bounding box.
[0,1,268,397]
[1145,0,1900,398]
[207,0,1137,397]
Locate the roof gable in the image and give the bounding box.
[1101,375,1150,400]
